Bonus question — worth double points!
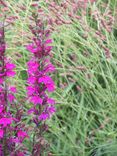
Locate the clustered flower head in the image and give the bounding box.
[26,20,56,121]
[26,15,56,154]
[0,24,28,156]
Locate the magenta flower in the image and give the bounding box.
[0,129,4,138]
[38,75,53,84]
[5,63,16,70]
[27,76,37,84]
[16,152,25,156]
[26,43,38,54]
[0,23,28,155]
[26,17,56,155]
[38,113,49,121]
[17,130,28,142]
[44,63,55,73]
[0,107,3,113]
[30,95,43,105]
[9,86,17,93]
[45,39,52,44]
[0,117,13,127]
[26,86,36,96]
[38,75,55,92]
[26,36,56,120]
[5,62,16,77]
[27,59,39,74]
[47,106,56,114]
[0,78,3,84]
[8,94,15,103]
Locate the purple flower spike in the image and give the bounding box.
[26,21,56,122]
[0,23,28,155]
[26,17,56,155]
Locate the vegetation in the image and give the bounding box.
[0,0,117,155]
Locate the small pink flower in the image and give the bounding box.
[10,137,19,143]
[0,73,5,77]
[46,83,55,92]
[27,60,39,73]
[0,118,12,127]
[47,106,56,114]
[5,62,16,77]
[0,129,4,138]
[8,94,15,103]
[38,75,55,92]
[38,113,49,120]
[28,108,35,114]
[26,44,41,54]
[26,44,35,53]
[26,86,36,95]
[6,63,16,70]
[9,86,17,93]
[38,75,52,84]
[0,78,3,84]
[45,39,52,44]
[18,130,28,139]
[44,63,55,73]
[0,87,3,92]
[45,46,52,52]
[0,107,3,113]
[30,96,43,105]
[17,152,25,156]
[6,71,16,77]
[27,77,37,84]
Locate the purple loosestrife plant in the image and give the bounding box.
[26,15,56,156]
[0,22,28,156]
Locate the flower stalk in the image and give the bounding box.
[26,13,56,155]
[0,20,28,156]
